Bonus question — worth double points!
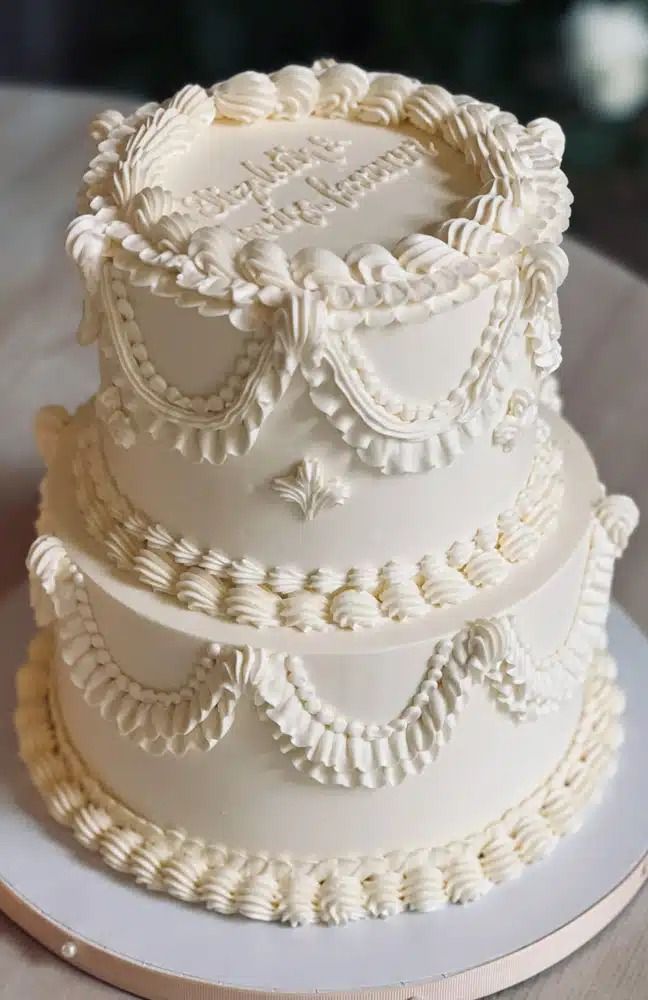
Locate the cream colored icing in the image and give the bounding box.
[493,388,538,452]
[271,458,350,520]
[96,261,547,473]
[66,64,570,544]
[539,373,563,414]
[67,411,565,628]
[67,62,571,332]
[34,405,72,466]
[26,488,635,787]
[20,60,641,931]
[94,265,544,579]
[15,631,623,924]
[27,407,625,864]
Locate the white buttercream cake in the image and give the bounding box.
[18,60,639,926]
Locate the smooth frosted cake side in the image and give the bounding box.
[17,61,638,925]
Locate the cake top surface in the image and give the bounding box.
[67,60,572,325]
[164,116,478,257]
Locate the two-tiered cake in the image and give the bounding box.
[18,60,638,926]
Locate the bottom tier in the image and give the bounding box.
[16,633,622,924]
[17,411,639,925]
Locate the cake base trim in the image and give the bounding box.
[15,630,622,926]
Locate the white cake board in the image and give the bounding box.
[1,583,647,1000]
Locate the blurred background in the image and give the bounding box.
[2,0,648,275]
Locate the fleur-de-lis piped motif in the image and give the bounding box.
[271,458,350,520]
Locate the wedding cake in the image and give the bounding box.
[18,60,638,926]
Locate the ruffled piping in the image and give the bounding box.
[25,492,635,787]
[100,267,297,464]
[67,64,572,327]
[99,257,543,475]
[302,276,523,473]
[15,631,623,924]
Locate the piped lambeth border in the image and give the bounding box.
[69,412,565,630]
[66,60,571,335]
[96,263,542,474]
[15,630,622,926]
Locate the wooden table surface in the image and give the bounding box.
[1,85,647,999]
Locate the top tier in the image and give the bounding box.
[68,59,571,340]
[59,62,574,631]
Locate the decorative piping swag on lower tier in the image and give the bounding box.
[59,410,566,630]
[26,491,637,788]
[15,631,623,925]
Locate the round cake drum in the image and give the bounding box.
[1,583,647,999]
